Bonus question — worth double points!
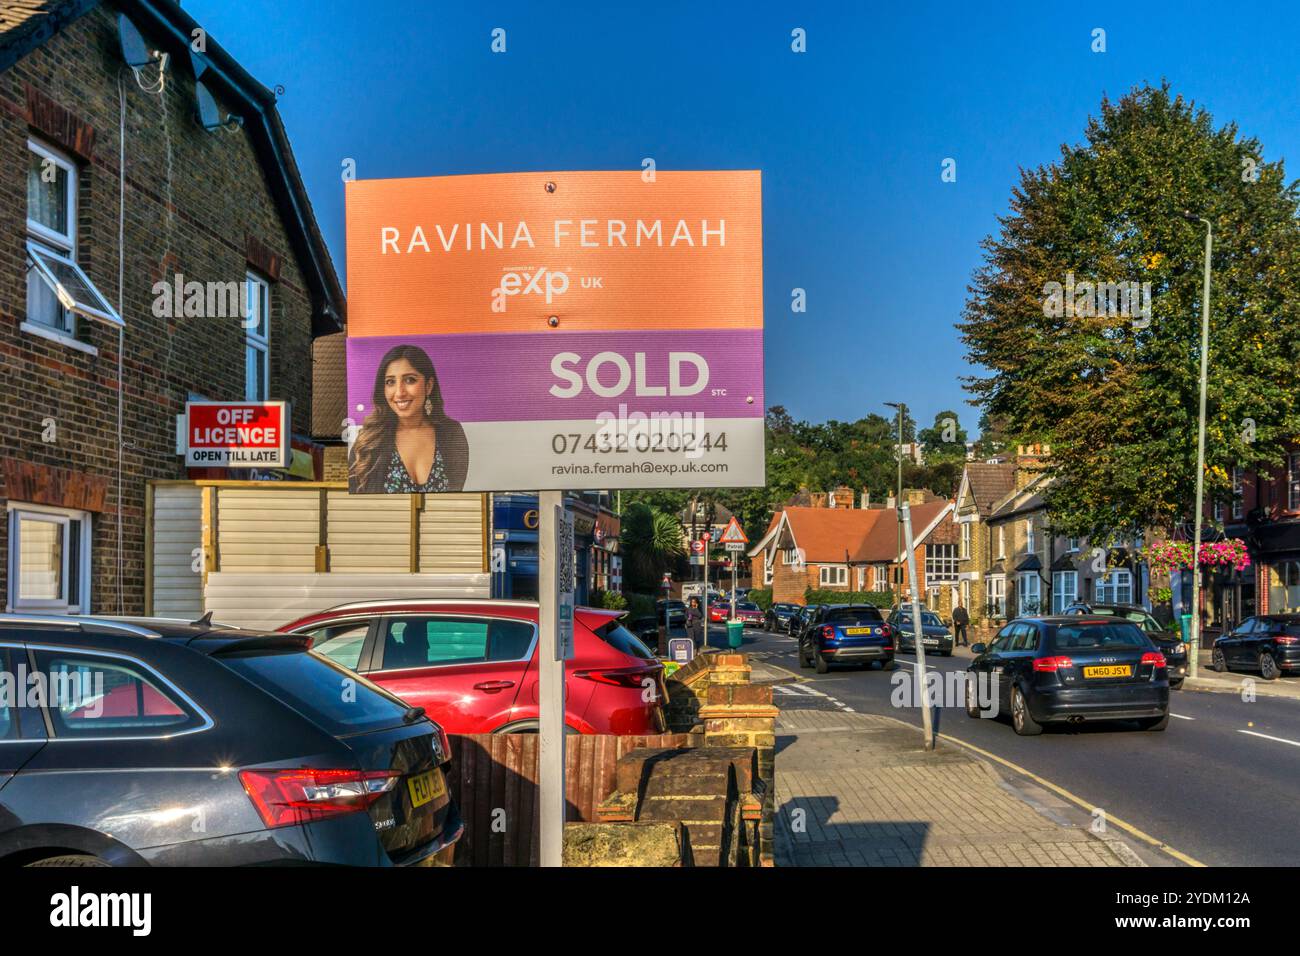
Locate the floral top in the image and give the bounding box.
[384,446,449,493]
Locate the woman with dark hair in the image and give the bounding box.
[349,344,469,493]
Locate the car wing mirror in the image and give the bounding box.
[970,642,986,655]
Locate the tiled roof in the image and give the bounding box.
[963,462,1017,515]
[311,332,346,439]
[775,499,952,565]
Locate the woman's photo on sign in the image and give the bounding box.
[348,343,468,493]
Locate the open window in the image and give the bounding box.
[26,241,121,327]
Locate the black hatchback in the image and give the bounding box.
[1213,615,1300,680]
[967,616,1170,736]
[0,614,463,866]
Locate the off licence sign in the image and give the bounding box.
[185,401,289,468]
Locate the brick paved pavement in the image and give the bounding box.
[774,709,1139,867]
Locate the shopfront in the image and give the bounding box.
[491,494,620,605]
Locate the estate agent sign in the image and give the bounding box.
[343,170,765,493]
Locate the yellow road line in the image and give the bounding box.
[936,731,1206,868]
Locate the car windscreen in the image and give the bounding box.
[824,607,884,624]
[1087,607,1162,633]
[221,649,412,735]
[737,603,760,611]
[593,620,656,660]
[1049,622,1150,651]
[776,604,799,612]
[895,611,943,627]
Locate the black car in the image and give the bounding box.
[886,608,954,656]
[789,604,826,644]
[1063,602,1187,688]
[655,600,687,630]
[765,602,801,633]
[967,616,1170,736]
[797,604,894,673]
[1213,615,1300,680]
[0,613,463,866]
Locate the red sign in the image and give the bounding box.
[718,516,748,544]
[185,401,289,468]
[690,540,705,555]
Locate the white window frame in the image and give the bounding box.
[26,139,77,338]
[245,271,271,402]
[819,565,848,587]
[960,522,971,560]
[1052,570,1078,614]
[6,502,91,614]
[763,550,773,585]
[985,576,1006,619]
[1095,569,1134,604]
[925,543,958,583]
[1067,536,1080,552]
[1291,453,1300,512]
[1232,468,1244,520]
[1018,572,1042,615]
[1024,518,1035,555]
[996,525,1006,559]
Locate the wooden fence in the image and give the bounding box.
[448,733,692,866]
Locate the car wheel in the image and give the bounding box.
[814,651,829,674]
[1212,647,1228,673]
[965,678,982,718]
[1138,714,1170,732]
[1261,652,1281,681]
[1170,678,1184,690]
[25,855,109,867]
[1010,687,1042,736]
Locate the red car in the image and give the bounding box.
[278,600,666,735]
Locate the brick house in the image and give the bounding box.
[0,1,344,615]
[964,447,1148,631]
[749,486,957,613]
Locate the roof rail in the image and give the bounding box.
[321,598,541,613]
[0,613,161,639]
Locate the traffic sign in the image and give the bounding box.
[725,541,745,552]
[690,539,706,555]
[718,516,748,545]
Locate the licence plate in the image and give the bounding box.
[845,627,874,635]
[407,769,446,808]
[1083,665,1132,678]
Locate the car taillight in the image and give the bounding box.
[881,624,892,637]
[821,625,836,641]
[239,768,400,828]
[1033,656,1074,672]
[574,666,658,689]
[1275,635,1300,645]
[1141,651,1167,667]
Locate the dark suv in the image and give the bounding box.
[1063,602,1187,688]
[0,613,462,866]
[1213,615,1300,680]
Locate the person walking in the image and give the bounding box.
[953,602,970,647]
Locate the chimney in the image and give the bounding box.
[905,488,928,506]
[1014,443,1050,490]
[885,492,897,510]
[833,485,854,510]
[811,492,829,509]
[860,488,870,509]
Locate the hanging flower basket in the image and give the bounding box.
[1142,539,1251,575]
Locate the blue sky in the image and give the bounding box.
[190,0,1300,435]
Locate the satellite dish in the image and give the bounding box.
[194,80,221,128]
[117,13,153,68]
[194,80,241,131]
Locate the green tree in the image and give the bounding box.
[958,82,1300,538]
[620,502,685,592]
[917,410,969,464]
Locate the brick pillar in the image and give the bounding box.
[698,663,778,866]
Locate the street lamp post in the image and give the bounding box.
[885,402,905,590]
[1183,212,1213,680]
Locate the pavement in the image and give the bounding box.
[734,625,1300,866]
[773,708,1141,866]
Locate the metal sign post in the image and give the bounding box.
[538,491,573,867]
[901,502,935,751]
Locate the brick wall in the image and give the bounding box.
[0,6,317,613]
